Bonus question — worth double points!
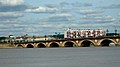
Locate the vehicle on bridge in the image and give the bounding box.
[64,29,106,38]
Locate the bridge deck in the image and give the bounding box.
[14,36,120,44]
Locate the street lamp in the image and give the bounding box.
[115,29,117,36]
[106,29,109,33]
[45,35,46,40]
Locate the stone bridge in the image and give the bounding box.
[14,36,120,48]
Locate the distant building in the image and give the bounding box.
[64,29,106,38]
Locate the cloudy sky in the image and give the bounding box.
[0,0,120,36]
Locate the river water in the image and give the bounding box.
[0,47,120,67]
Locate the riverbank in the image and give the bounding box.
[0,43,15,48]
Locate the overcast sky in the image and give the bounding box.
[0,0,120,36]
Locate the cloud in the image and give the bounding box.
[0,20,29,36]
[45,2,92,8]
[118,13,120,16]
[76,9,115,23]
[79,13,115,23]
[102,4,120,9]
[0,0,35,12]
[41,13,75,22]
[77,9,103,15]
[59,2,70,6]
[0,12,23,21]
[25,6,63,13]
[0,4,32,12]
[71,2,92,7]
[60,2,92,7]
[0,0,24,6]
[0,12,23,17]
[80,15,113,20]
[0,20,25,27]
[0,0,119,36]
[45,4,60,8]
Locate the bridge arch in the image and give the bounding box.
[79,40,95,47]
[98,39,117,46]
[37,43,46,48]
[48,42,60,47]
[63,41,77,47]
[26,44,34,48]
[16,44,24,48]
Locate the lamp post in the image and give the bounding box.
[106,29,109,33]
[45,35,46,40]
[106,29,109,36]
[115,29,117,36]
